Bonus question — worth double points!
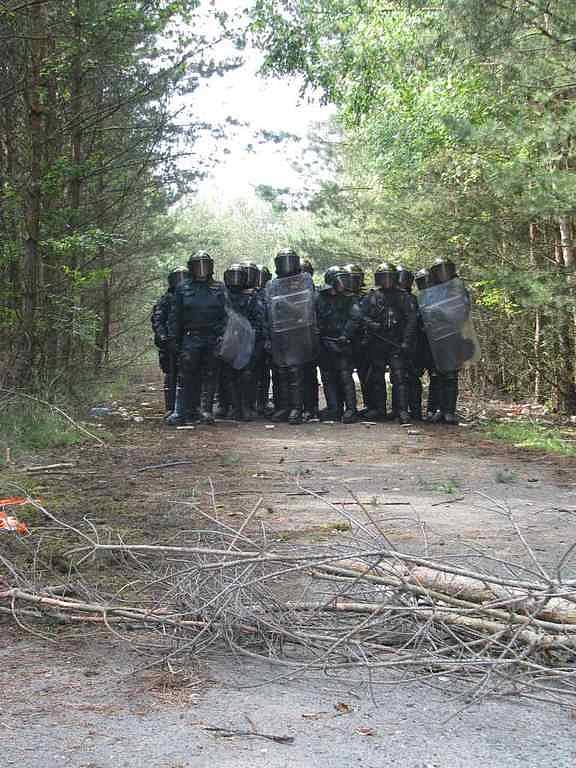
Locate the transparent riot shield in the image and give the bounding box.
[418,278,481,372]
[265,272,318,367]
[217,308,255,370]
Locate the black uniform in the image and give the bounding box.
[360,284,417,423]
[414,268,441,419]
[151,292,176,412]
[167,262,228,426]
[266,248,317,425]
[428,258,465,425]
[151,268,187,413]
[316,283,361,423]
[222,285,266,420]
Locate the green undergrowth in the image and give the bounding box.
[0,365,149,466]
[0,403,87,465]
[484,421,576,457]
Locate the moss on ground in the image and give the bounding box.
[483,421,576,457]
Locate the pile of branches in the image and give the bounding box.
[2,492,576,710]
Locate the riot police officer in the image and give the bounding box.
[317,266,361,423]
[395,265,424,420]
[427,257,463,425]
[345,264,374,415]
[300,258,320,421]
[253,265,274,416]
[360,262,417,424]
[265,248,318,425]
[167,251,228,426]
[151,267,188,415]
[220,264,264,421]
[414,268,442,420]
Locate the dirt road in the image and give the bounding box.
[2,373,576,767]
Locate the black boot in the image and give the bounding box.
[271,370,290,422]
[395,380,411,425]
[240,369,257,421]
[442,373,459,425]
[319,370,340,421]
[287,366,304,425]
[166,380,186,426]
[199,366,217,424]
[256,364,271,417]
[163,381,173,414]
[366,365,387,421]
[409,376,423,420]
[341,371,358,424]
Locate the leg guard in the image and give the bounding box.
[340,364,358,424]
[390,355,410,424]
[441,371,459,425]
[287,365,304,425]
[165,377,186,426]
[271,367,290,422]
[411,377,423,420]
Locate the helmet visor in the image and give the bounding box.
[224,267,247,289]
[275,251,300,277]
[375,271,397,290]
[190,256,213,281]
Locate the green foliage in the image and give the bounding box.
[0,1,243,393]
[484,422,576,457]
[165,198,318,281]
[252,0,576,410]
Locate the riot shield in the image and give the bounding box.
[217,308,255,370]
[418,278,481,372]
[266,272,318,367]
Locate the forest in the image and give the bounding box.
[2,0,576,418]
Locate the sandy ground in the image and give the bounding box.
[2,373,576,767]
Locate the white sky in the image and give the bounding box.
[184,3,334,205]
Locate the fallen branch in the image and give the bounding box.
[136,460,196,473]
[204,726,294,744]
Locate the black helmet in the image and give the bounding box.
[430,258,456,284]
[168,266,188,292]
[396,265,414,292]
[301,258,314,277]
[324,265,340,286]
[325,265,352,292]
[415,268,431,291]
[187,250,214,282]
[224,263,248,290]
[255,264,272,288]
[274,248,301,277]
[374,262,398,290]
[345,263,364,293]
[242,262,259,289]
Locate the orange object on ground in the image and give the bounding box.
[0,510,29,534]
[0,498,34,534]
[0,497,32,507]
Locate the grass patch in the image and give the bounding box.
[0,402,87,465]
[484,421,576,457]
[432,478,460,494]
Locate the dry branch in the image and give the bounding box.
[3,490,576,711]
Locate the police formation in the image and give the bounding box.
[151,249,479,428]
